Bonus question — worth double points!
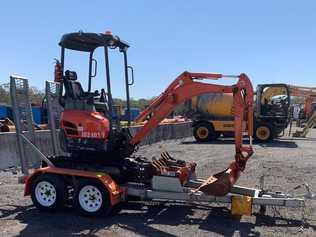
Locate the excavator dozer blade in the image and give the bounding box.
[197,162,241,196]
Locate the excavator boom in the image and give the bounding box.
[130,71,254,196]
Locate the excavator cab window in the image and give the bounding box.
[257,84,290,118]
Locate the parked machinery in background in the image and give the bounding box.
[187,84,290,142]
[289,85,316,122]
[289,85,316,137]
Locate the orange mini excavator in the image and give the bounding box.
[24,32,254,215]
[53,31,254,195]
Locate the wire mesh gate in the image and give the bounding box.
[10,75,55,177]
[45,81,63,156]
[10,76,35,175]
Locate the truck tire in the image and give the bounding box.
[74,179,113,217]
[193,122,216,142]
[254,123,273,142]
[31,173,67,212]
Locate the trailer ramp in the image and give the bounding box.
[10,75,55,180]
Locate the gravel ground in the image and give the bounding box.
[1,128,316,237]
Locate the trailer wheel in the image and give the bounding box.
[74,179,112,217]
[193,122,216,142]
[254,123,273,142]
[31,173,67,212]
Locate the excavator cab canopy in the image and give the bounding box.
[59,32,129,52]
[58,31,133,125]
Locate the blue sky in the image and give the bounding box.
[0,1,315,99]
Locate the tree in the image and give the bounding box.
[29,86,45,105]
[0,83,10,104]
[0,83,45,105]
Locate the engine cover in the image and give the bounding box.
[61,110,110,140]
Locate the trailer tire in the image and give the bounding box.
[74,179,113,217]
[31,173,67,212]
[193,122,216,142]
[254,123,273,142]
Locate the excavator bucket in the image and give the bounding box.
[197,162,241,196]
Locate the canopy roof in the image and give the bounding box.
[59,32,129,52]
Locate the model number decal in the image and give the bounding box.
[82,131,106,138]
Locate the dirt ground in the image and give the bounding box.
[1,129,316,237]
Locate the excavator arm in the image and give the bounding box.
[130,71,254,196]
[132,72,233,144]
[131,71,254,157]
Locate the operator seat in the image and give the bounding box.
[63,70,95,111]
[64,70,85,99]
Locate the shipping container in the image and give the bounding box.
[31,106,42,124]
[0,105,13,120]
